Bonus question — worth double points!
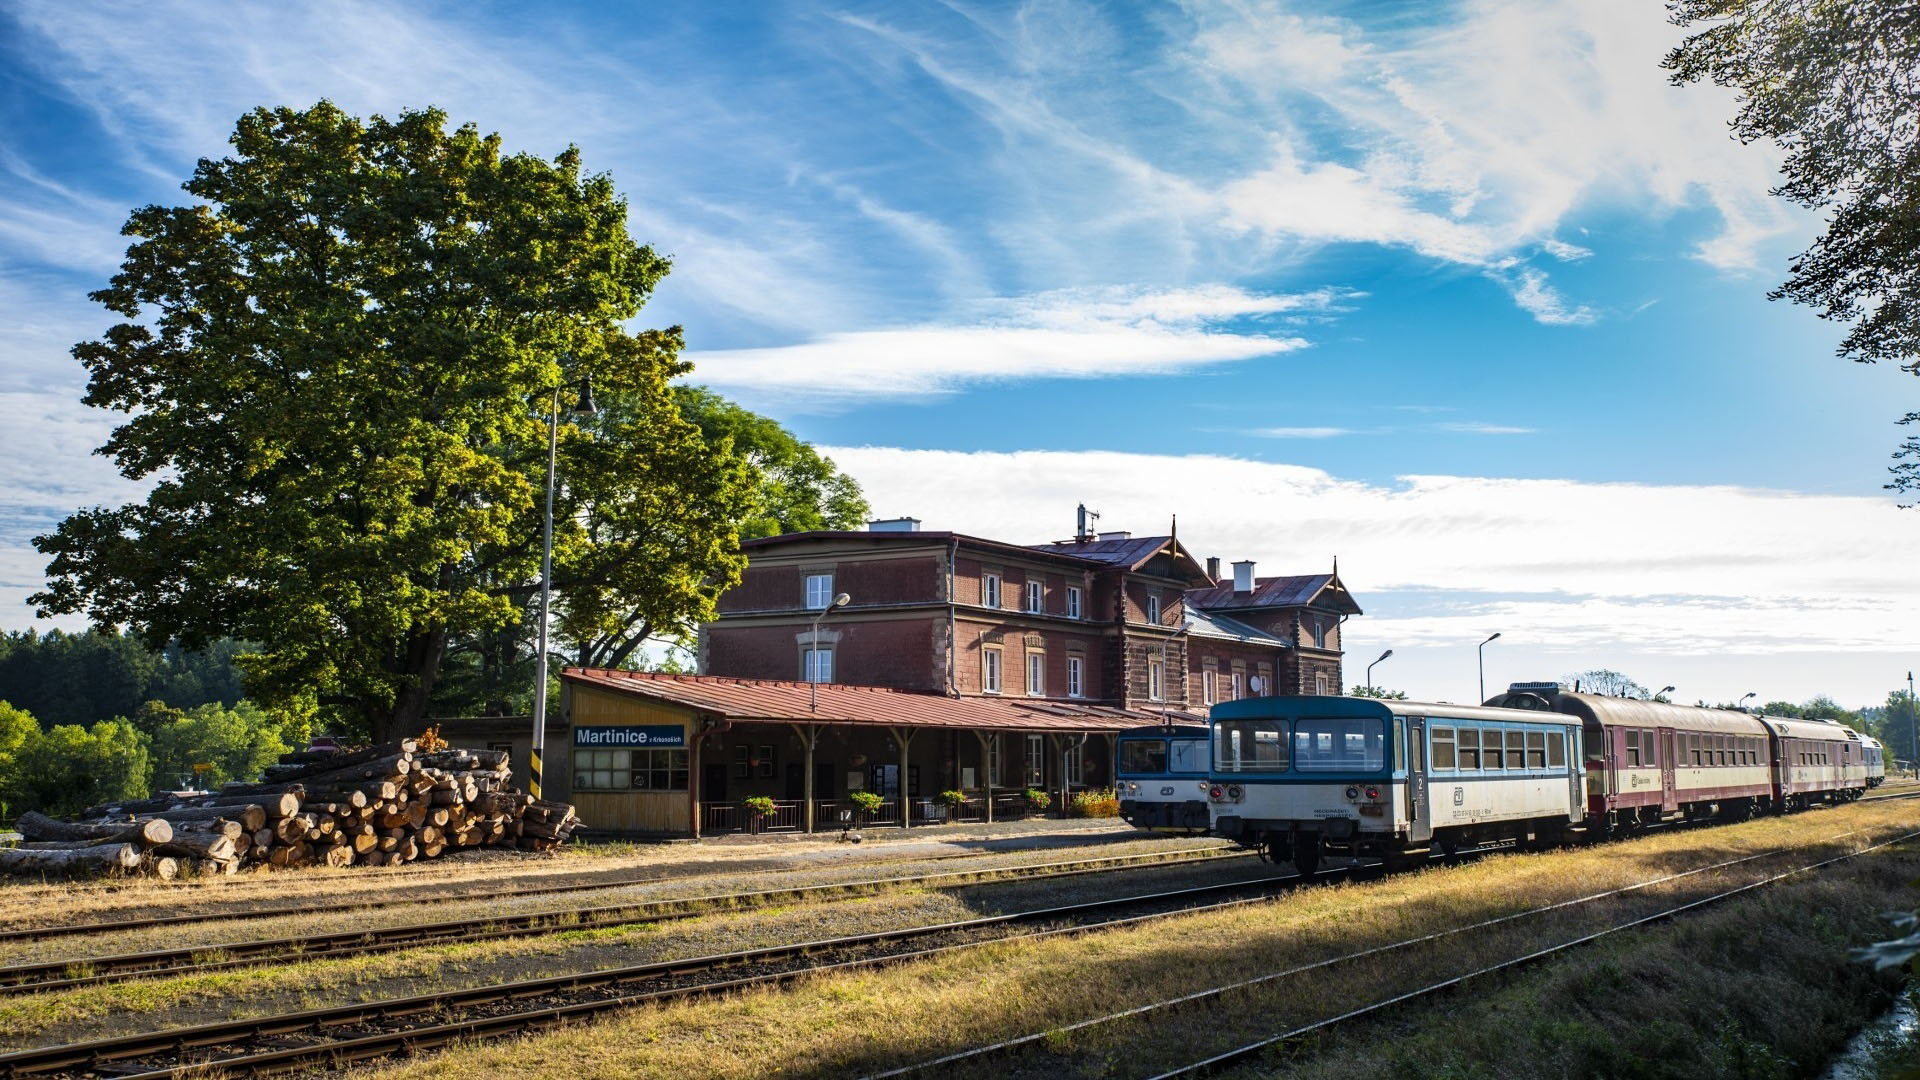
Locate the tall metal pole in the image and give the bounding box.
[1477,632,1501,703]
[1367,649,1393,694]
[1909,670,1916,773]
[529,386,561,802]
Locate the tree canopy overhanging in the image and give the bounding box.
[30,102,860,741]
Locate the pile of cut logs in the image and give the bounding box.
[1,739,579,878]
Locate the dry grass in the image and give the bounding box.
[344,799,1920,1080]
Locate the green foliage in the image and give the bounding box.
[1666,3,1920,498]
[1024,787,1052,811]
[1350,685,1408,700]
[0,702,37,820]
[936,789,966,807]
[1879,690,1918,762]
[9,719,150,818]
[742,795,777,817]
[1068,789,1119,818]
[673,386,869,542]
[0,629,247,728]
[848,790,883,814]
[148,701,291,791]
[32,101,753,741]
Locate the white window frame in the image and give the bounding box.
[1148,655,1165,702]
[982,572,1002,609]
[982,647,1002,693]
[1065,586,1083,620]
[1231,671,1244,702]
[1025,734,1045,787]
[1202,663,1217,706]
[1315,671,1330,695]
[803,646,833,684]
[1026,651,1045,697]
[804,573,833,610]
[1147,593,1162,624]
[1024,579,1044,613]
[1066,655,1084,698]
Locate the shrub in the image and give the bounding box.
[743,795,777,817]
[1024,787,1052,811]
[1069,788,1120,818]
[937,789,966,807]
[849,790,883,814]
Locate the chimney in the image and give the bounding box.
[1206,556,1221,581]
[1232,560,1256,593]
[866,517,921,532]
[1097,530,1131,541]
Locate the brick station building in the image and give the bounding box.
[551,514,1363,837]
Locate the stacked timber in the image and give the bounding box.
[1,740,578,878]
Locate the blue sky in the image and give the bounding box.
[1,0,1915,707]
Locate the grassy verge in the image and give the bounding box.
[348,801,1920,1080]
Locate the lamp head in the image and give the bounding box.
[573,377,598,417]
[1376,649,1393,662]
[832,592,851,608]
[1657,685,1675,695]
[1483,632,1501,645]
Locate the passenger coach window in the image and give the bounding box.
[1432,728,1457,770]
[1482,730,1504,771]
[1505,731,1524,770]
[1119,739,1168,775]
[1216,720,1288,772]
[1547,731,1565,768]
[1525,731,1545,769]
[1293,716,1385,772]
[1458,729,1480,770]
[1625,730,1641,768]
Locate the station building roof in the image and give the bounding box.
[563,667,1209,732]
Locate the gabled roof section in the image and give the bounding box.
[563,668,1210,731]
[1025,535,1214,585]
[1183,607,1293,648]
[1185,572,1364,615]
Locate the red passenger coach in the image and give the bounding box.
[1763,715,1868,809]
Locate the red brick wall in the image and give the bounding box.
[1187,641,1285,703]
[718,555,946,613]
[705,616,945,692]
[953,620,1107,700]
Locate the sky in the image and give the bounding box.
[0,0,1916,709]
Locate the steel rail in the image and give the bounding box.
[0,837,1230,946]
[0,870,1319,1079]
[863,820,1904,1077]
[1144,827,1920,1079]
[0,846,1251,995]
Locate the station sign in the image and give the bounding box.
[573,724,686,748]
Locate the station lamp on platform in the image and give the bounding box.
[808,592,852,712]
[1652,685,1676,701]
[1477,633,1501,704]
[528,376,599,802]
[1367,649,1393,695]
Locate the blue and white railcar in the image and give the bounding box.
[1115,724,1211,832]
[1206,696,1585,876]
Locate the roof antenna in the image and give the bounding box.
[1076,503,1100,542]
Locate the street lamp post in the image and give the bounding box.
[1909,670,1916,774]
[1477,633,1501,703]
[808,592,852,711]
[1651,685,1675,701]
[1738,691,1756,712]
[1367,649,1393,695]
[529,377,598,802]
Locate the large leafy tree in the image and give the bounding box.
[1665,2,1920,498]
[33,103,752,741]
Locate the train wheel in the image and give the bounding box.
[1437,834,1460,860]
[1293,834,1323,878]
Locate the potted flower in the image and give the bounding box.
[849,790,883,826]
[1024,787,1052,815]
[937,789,966,822]
[743,795,777,833]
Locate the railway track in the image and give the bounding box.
[0,869,1330,1079]
[863,824,1920,1079]
[0,846,1251,994]
[0,837,1229,946]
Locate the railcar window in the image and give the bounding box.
[1432,727,1457,770]
[1215,720,1289,772]
[1721,737,1731,766]
[1525,730,1545,769]
[1504,731,1524,770]
[1691,736,1703,767]
[1547,731,1565,768]
[1458,728,1481,770]
[1482,730,1504,771]
[1625,729,1641,768]
[1119,739,1169,775]
[1394,718,1405,772]
[1643,729,1657,766]
[1293,716,1385,772]
[1169,739,1208,775]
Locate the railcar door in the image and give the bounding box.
[1659,728,1677,812]
[1407,717,1431,843]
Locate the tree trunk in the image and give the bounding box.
[17,812,172,846]
[384,629,449,745]
[0,844,142,876]
[153,832,239,861]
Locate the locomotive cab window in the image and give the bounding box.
[1119,739,1168,775]
[1431,727,1457,770]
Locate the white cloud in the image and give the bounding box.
[1495,265,1598,326]
[1430,421,1536,436]
[1249,426,1355,439]
[820,446,1920,701]
[685,285,1320,405]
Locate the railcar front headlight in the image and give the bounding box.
[1227,784,1243,800]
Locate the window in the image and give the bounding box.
[1230,671,1244,702]
[804,573,834,609]
[1025,579,1044,613]
[1148,656,1166,702]
[982,572,1002,608]
[1066,655,1085,698]
[1482,729,1505,771]
[1547,730,1566,768]
[572,748,689,792]
[1293,716,1385,772]
[982,647,1002,693]
[1625,729,1641,767]
[988,735,1003,787]
[1691,735,1703,767]
[1525,730,1546,769]
[1432,727,1458,770]
[1215,719,1289,772]
[1026,651,1045,697]
[1025,734,1045,787]
[1119,738,1169,775]
[1169,739,1208,774]
[1256,664,1273,697]
[1202,663,1217,706]
[1642,729,1656,767]
[1065,742,1084,785]
[802,646,833,684]
[1066,586,1083,619]
[1315,671,1330,696]
[1457,728,1481,770]
[1504,730,1524,770]
[1147,593,1162,624]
